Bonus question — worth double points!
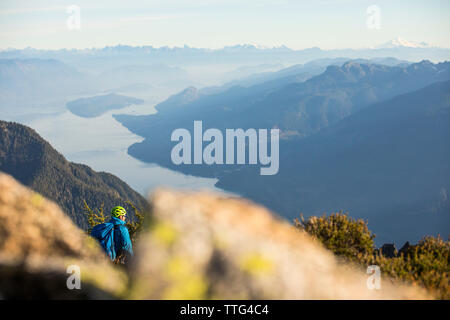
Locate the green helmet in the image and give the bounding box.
[111,206,127,218]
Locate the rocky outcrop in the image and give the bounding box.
[379,243,398,258]
[128,189,432,299]
[0,173,127,299]
[398,241,411,257]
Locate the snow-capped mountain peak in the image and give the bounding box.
[376,37,430,49]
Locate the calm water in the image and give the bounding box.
[8,94,230,197]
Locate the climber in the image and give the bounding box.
[91,206,133,264]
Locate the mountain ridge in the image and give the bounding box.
[115,60,450,168]
[0,120,148,228]
[2,42,449,71]
[217,80,450,244]
[115,63,450,244]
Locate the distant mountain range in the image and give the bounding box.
[375,37,432,49]
[218,80,450,244]
[1,39,449,69]
[0,54,414,120]
[116,60,450,166]
[0,58,193,117]
[0,120,148,228]
[0,58,93,107]
[115,61,450,244]
[202,57,410,95]
[97,64,190,89]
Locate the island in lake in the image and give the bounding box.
[66,93,144,118]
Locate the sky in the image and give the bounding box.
[0,0,449,50]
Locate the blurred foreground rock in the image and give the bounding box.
[0,173,432,299]
[0,173,127,299]
[129,189,432,299]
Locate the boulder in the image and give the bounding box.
[128,189,432,299]
[0,173,127,299]
[380,243,398,258]
[398,241,411,257]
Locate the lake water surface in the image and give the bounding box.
[7,95,229,197]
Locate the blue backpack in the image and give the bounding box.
[91,217,133,261]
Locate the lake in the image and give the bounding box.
[5,94,231,197]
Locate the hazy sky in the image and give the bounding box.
[1,0,449,50]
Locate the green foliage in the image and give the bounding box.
[123,200,145,243]
[366,236,450,299]
[83,200,145,244]
[83,200,107,234]
[295,212,449,299]
[294,211,375,262]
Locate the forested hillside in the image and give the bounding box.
[0,120,148,228]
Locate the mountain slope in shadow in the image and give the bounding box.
[115,60,450,179]
[218,80,450,244]
[0,120,148,228]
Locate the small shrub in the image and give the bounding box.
[83,200,106,234]
[123,200,145,243]
[83,200,145,244]
[294,211,375,262]
[295,212,449,299]
[368,236,449,299]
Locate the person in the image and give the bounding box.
[91,206,133,264]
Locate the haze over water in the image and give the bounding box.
[6,94,228,197]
